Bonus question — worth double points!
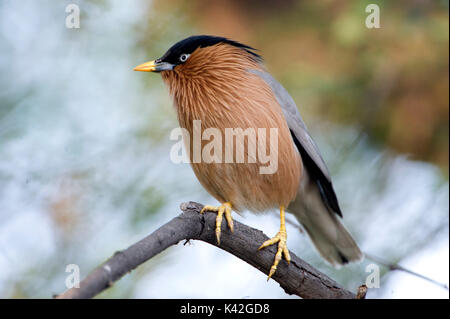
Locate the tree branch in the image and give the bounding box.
[56,201,356,299]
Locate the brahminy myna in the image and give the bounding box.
[134,35,362,279]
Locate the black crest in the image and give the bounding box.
[159,35,262,65]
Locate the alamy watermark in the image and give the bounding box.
[65,4,80,29]
[365,4,380,29]
[65,264,80,289]
[365,263,380,288]
[169,120,279,174]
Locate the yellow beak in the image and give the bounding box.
[134,60,157,72]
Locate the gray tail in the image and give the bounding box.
[289,199,363,266]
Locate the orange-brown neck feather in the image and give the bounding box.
[161,43,264,123]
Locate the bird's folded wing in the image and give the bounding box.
[249,69,342,217]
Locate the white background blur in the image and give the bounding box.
[0,0,448,298]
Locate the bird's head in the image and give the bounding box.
[134,35,262,79]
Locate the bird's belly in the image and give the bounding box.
[190,140,302,213]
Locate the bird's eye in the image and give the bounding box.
[179,53,190,63]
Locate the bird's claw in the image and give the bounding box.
[200,202,233,244]
[258,229,290,280]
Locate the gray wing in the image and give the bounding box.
[249,69,342,217]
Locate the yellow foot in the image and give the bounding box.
[258,206,291,280]
[200,202,234,244]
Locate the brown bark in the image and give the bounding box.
[56,201,355,299]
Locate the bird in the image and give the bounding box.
[134,35,363,279]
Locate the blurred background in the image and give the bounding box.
[0,0,448,298]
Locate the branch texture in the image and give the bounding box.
[56,201,355,299]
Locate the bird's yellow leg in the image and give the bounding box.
[200,202,234,244]
[258,205,291,280]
